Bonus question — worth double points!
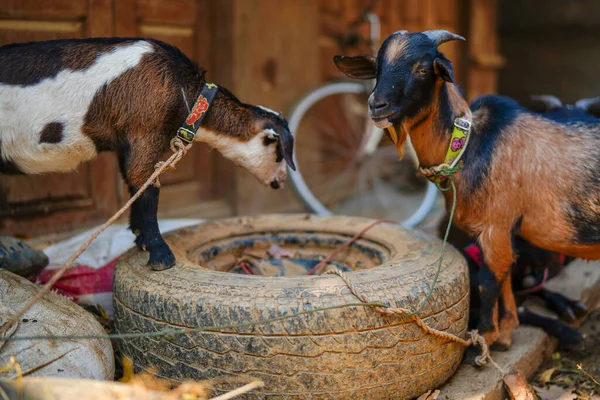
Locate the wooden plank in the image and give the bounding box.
[1,169,90,204]
[467,0,502,100]
[87,0,119,219]
[114,0,137,36]
[208,0,237,209]
[137,0,197,26]
[0,19,82,32]
[0,0,86,20]
[230,0,320,215]
[87,0,113,37]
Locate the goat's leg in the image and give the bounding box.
[532,289,588,323]
[119,145,175,271]
[476,262,500,346]
[478,229,515,348]
[518,306,582,348]
[497,276,519,348]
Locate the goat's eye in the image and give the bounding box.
[263,136,277,146]
[418,68,428,76]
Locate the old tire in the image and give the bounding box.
[114,214,469,399]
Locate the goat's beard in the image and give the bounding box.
[386,125,408,160]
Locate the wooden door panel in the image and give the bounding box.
[137,0,198,25]
[0,20,84,43]
[0,0,87,20]
[0,0,118,235]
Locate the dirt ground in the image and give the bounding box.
[531,309,600,399]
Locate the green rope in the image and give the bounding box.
[411,175,457,316]
[2,302,384,342]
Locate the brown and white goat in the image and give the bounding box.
[0,37,295,271]
[334,30,600,349]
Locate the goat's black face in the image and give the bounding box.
[334,30,465,129]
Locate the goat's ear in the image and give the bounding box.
[333,55,377,80]
[433,58,454,83]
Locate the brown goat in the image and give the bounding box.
[334,30,600,349]
[0,37,295,271]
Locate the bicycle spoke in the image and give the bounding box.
[287,82,436,226]
[300,117,356,156]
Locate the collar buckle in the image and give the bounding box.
[177,127,196,144]
[454,117,471,132]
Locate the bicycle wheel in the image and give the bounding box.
[287,82,439,228]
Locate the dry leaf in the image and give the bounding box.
[533,385,578,400]
[416,389,440,400]
[504,371,538,400]
[267,244,292,258]
[539,368,557,384]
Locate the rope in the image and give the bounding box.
[1,153,506,374]
[210,381,264,400]
[515,267,549,295]
[417,162,463,185]
[305,219,397,275]
[0,137,192,336]
[322,268,502,370]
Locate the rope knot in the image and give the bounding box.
[417,161,463,179]
[323,267,503,372]
[170,136,190,154]
[153,138,193,187]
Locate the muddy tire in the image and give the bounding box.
[114,214,469,399]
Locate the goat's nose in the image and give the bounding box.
[368,96,390,115]
[372,101,389,110]
[270,180,280,189]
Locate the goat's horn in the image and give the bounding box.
[423,30,465,46]
[279,129,296,171]
[530,95,563,110]
[575,96,600,112]
[395,30,408,35]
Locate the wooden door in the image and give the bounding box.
[0,0,118,236]
[0,0,236,237]
[114,0,233,219]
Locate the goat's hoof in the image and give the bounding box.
[134,235,147,251]
[150,260,175,271]
[496,317,516,350]
[572,301,589,318]
[491,341,511,352]
[559,329,584,350]
[147,245,176,271]
[560,308,577,323]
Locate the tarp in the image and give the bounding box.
[33,219,204,318]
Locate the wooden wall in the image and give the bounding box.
[235,0,477,215]
[499,0,600,104]
[0,0,502,236]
